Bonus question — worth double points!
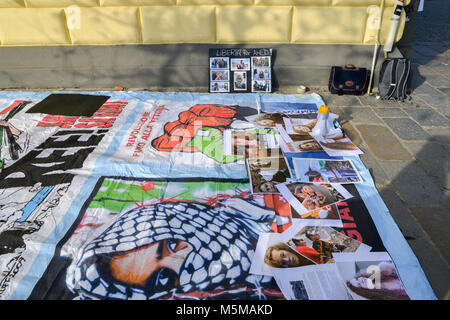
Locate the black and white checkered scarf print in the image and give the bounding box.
[67,200,275,300]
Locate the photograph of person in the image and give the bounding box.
[247,112,286,128]
[247,157,291,194]
[285,226,366,264]
[290,203,341,221]
[252,80,271,93]
[251,56,271,68]
[338,259,410,300]
[210,81,229,93]
[252,68,271,80]
[264,242,313,268]
[293,158,363,184]
[233,71,247,91]
[210,70,229,82]
[210,57,229,70]
[277,181,352,214]
[288,237,322,264]
[251,233,314,276]
[313,132,363,156]
[293,183,347,209]
[296,139,323,152]
[283,118,317,135]
[231,58,250,71]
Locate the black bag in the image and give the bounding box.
[328,64,370,96]
[378,58,411,101]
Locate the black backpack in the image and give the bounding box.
[378,58,411,101]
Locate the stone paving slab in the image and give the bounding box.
[405,234,450,300]
[403,141,450,191]
[425,127,450,145]
[358,95,402,108]
[341,121,362,145]
[413,94,450,117]
[404,108,450,126]
[332,106,384,124]
[379,160,446,208]
[416,57,450,69]
[378,185,427,240]
[411,206,450,265]
[413,45,442,57]
[356,124,412,160]
[383,118,431,140]
[410,74,427,90]
[413,81,445,96]
[377,185,450,299]
[323,94,361,107]
[437,87,450,96]
[430,46,450,56]
[372,107,409,118]
[421,73,450,88]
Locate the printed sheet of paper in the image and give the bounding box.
[289,204,343,227]
[250,232,314,276]
[332,252,411,300]
[244,113,285,129]
[246,156,291,194]
[310,132,363,157]
[279,222,372,264]
[277,181,353,216]
[223,129,280,158]
[276,124,324,153]
[292,158,363,184]
[282,113,338,135]
[283,117,317,136]
[272,264,351,300]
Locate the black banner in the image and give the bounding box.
[209,48,273,94]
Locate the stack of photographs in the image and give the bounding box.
[246,156,291,194]
[251,56,271,93]
[241,106,410,300]
[210,57,230,93]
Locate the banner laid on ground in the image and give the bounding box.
[0,91,436,300]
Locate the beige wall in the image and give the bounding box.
[0,0,408,46]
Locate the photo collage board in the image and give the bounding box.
[209,48,273,93]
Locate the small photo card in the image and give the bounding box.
[210,57,229,70]
[276,181,353,214]
[252,79,271,93]
[231,58,250,71]
[292,158,363,184]
[252,56,271,68]
[210,81,230,93]
[246,156,291,194]
[210,70,229,82]
[252,67,271,80]
[233,71,247,91]
[282,225,372,264]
